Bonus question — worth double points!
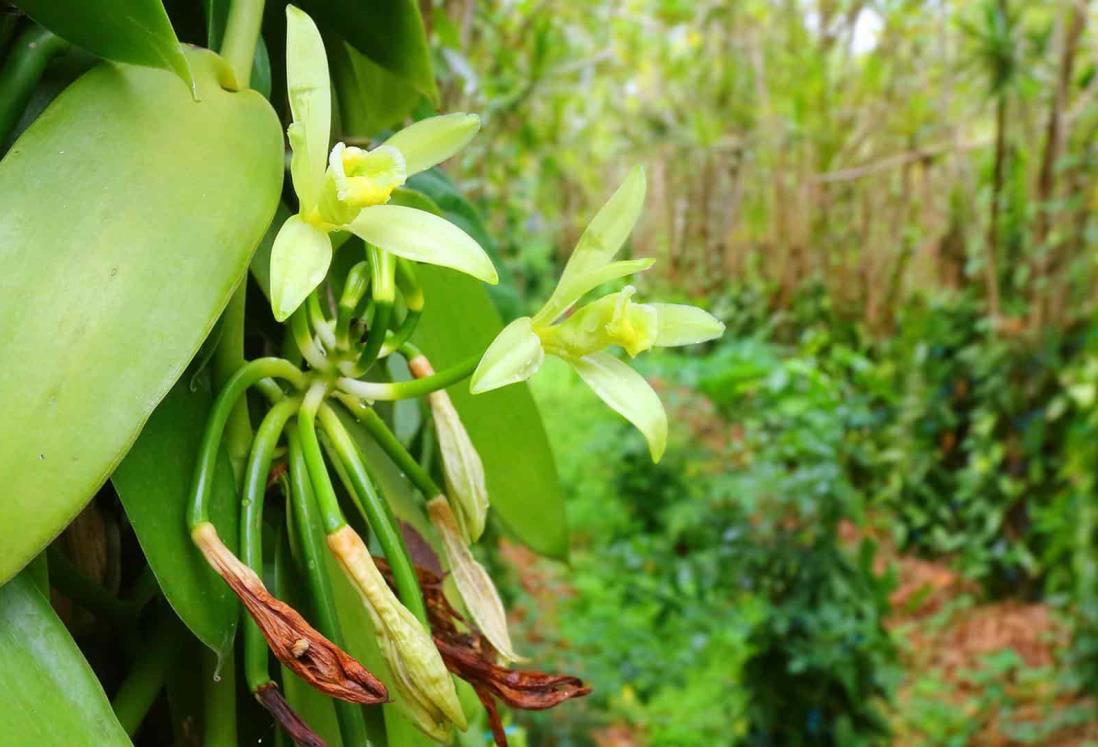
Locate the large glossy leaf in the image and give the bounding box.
[413,267,568,560]
[0,573,130,745]
[297,0,437,102]
[0,48,283,584]
[15,0,192,89]
[407,170,522,320]
[112,369,241,656]
[330,37,420,139]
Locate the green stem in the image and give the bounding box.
[337,261,371,349]
[382,260,424,356]
[188,358,306,528]
[46,546,133,624]
[286,431,370,747]
[240,398,300,691]
[297,382,347,534]
[318,405,428,624]
[202,647,237,747]
[213,283,253,482]
[307,291,336,351]
[0,24,68,146]
[354,407,442,499]
[220,0,265,88]
[291,306,334,372]
[111,611,183,737]
[337,354,479,401]
[352,247,395,375]
[380,309,422,358]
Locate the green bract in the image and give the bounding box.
[470,166,725,462]
[271,6,494,322]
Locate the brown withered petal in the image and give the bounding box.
[434,637,591,710]
[255,683,326,747]
[192,523,387,704]
[374,548,590,747]
[474,685,509,747]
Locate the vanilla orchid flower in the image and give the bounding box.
[470,167,724,462]
[270,6,497,322]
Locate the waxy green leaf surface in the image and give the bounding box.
[112,371,242,656]
[15,0,193,88]
[296,0,437,102]
[0,48,283,584]
[413,267,569,560]
[0,573,130,745]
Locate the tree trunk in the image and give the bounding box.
[985,94,1006,325]
[1031,0,1086,330]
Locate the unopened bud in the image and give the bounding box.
[427,497,523,663]
[327,525,467,739]
[191,523,386,704]
[409,355,489,542]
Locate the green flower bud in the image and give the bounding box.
[410,355,489,542]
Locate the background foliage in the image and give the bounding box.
[428,0,1098,743]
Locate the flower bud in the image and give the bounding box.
[327,525,467,739]
[427,497,523,663]
[190,523,387,704]
[409,355,489,542]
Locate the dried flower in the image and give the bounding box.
[326,525,467,740]
[254,683,326,747]
[375,553,591,747]
[427,496,522,663]
[191,522,387,704]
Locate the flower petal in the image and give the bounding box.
[536,167,646,321]
[285,5,331,213]
[568,351,667,462]
[347,205,498,284]
[470,317,545,394]
[533,258,655,326]
[383,113,480,176]
[651,303,725,347]
[270,215,333,322]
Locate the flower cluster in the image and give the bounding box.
[187,6,723,746]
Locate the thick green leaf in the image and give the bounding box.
[330,37,420,139]
[297,0,437,102]
[407,170,522,320]
[15,0,192,89]
[112,369,241,656]
[0,48,283,584]
[0,573,130,745]
[413,267,568,560]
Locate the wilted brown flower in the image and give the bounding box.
[191,522,387,704]
[254,683,326,747]
[427,497,524,663]
[375,552,591,747]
